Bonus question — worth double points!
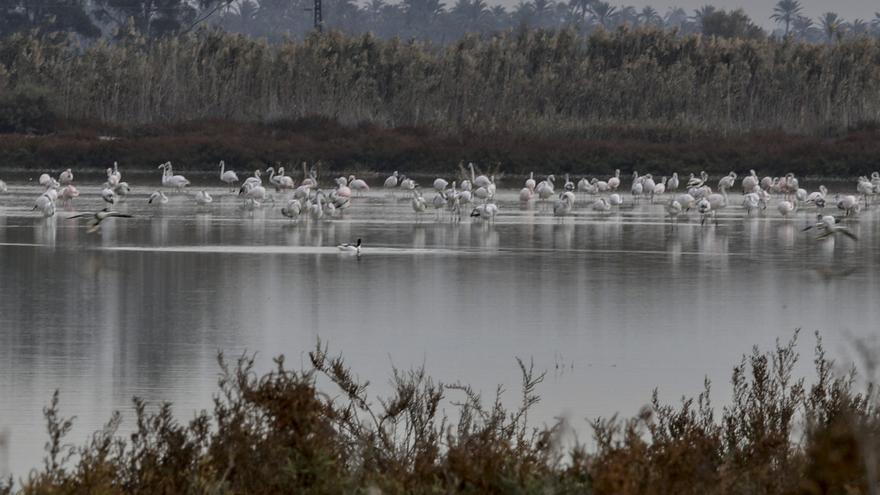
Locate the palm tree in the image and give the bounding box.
[791,14,816,40]
[616,5,637,26]
[663,6,688,30]
[819,11,841,43]
[770,0,802,35]
[690,5,715,30]
[567,0,593,21]
[849,18,868,35]
[588,0,616,28]
[638,5,661,26]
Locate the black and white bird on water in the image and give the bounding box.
[337,238,362,255]
[802,214,858,240]
[68,208,133,233]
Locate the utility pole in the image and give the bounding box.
[305,0,323,32]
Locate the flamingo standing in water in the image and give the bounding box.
[348,176,369,196]
[33,193,56,218]
[607,169,621,191]
[219,161,239,191]
[149,191,169,205]
[59,168,74,185]
[159,162,190,192]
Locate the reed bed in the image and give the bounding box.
[2,28,880,137]
[5,331,880,494]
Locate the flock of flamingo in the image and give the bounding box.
[1,161,878,242]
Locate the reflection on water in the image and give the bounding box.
[0,184,878,477]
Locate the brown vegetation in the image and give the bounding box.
[5,331,880,494]
[2,117,880,176]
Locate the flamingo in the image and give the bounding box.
[607,169,621,191]
[281,199,302,220]
[706,184,729,218]
[433,178,448,192]
[857,176,874,207]
[592,197,611,212]
[777,199,797,218]
[114,182,130,199]
[334,177,352,198]
[836,194,860,216]
[160,162,190,192]
[348,176,370,195]
[268,167,295,191]
[240,183,268,206]
[631,175,643,202]
[309,190,325,220]
[803,214,858,240]
[39,173,53,187]
[553,192,573,218]
[641,174,656,200]
[470,202,499,222]
[742,170,758,193]
[242,169,263,189]
[652,177,667,202]
[608,193,623,206]
[411,189,428,219]
[384,171,400,192]
[742,192,763,215]
[194,190,213,205]
[667,172,679,192]
[536,175,555,201]
[666,199,683,221]
[399,176,417,193]
[33,193,56,218]
[219,161,239,191]
[519,184,535,202]
[525,172,536,191]
[59,185,79,206]
[59,168,74,185]
[101,187,117,205]
[563,174,575,193]
[0,179,6,193]
[149,191,169,205]
[337,238,362,255]
[718,171,737,191]
[697,197,711,225]
[68,208,132,233]
[806,186,828,208]
[470,163,491,189]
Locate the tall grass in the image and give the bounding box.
[5,331,880,494]
[3,28,880,136]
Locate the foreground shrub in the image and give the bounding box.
[10,331,880,494]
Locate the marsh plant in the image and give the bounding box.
[3,29,880,136]
[3,331,880,494]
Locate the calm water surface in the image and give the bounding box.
[0,177,878,477]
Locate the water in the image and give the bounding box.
[0,178,878,478]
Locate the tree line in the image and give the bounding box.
[2,0,880,44]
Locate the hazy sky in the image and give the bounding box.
[493,0,878,29]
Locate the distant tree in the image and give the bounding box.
[567,0,593,24]
[451,0,490,33]
[848,18,867,36]
[616,5,638,26]
[701,8,764,39]
[770,0,802,35]
[818,12,841,43]
[588,0,616,29]
[638,6,662,26]
[791,14,819,41]
[92,0,231,38]
[689,4,715,30]
[663,6,689,30]
[0,0,100,38]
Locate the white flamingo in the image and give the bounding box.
[607,169,621,191]
[194,190,213,205]
[149,191,169,205]
[219,161,239,190]
[667,172,679,192]
[159,162,190,192]
[59,168,74,185]
[592,197,611,212]
[281,199,302,220]
[806,185,828,208]
[348,176,369,195]
[742,170,759,193]
[470,202,499,222]
[33,193,56,218]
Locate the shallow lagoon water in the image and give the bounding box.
[0,179,878,477]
